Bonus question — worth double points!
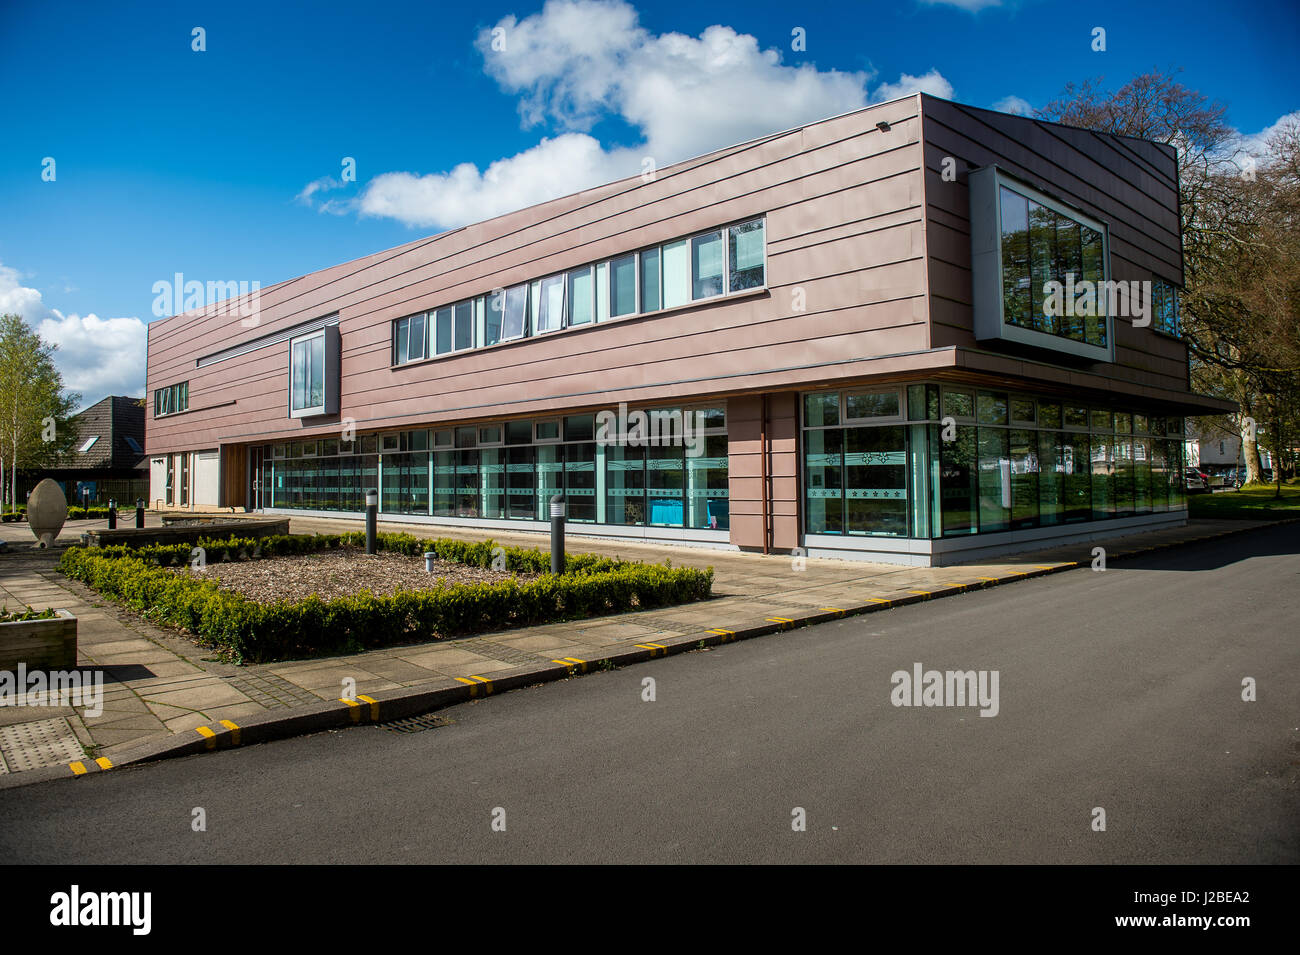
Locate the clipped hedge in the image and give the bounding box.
[57,534,713,664]
[0,506,112,522]
[85,530,631,576]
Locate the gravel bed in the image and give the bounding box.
[182,547,536,603]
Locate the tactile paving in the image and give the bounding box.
[0,717,85,772]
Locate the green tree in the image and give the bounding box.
[0,313,81,512]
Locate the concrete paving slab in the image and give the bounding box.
[143,683,251,710]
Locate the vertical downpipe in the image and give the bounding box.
[760,394,770,555]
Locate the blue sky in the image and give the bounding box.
[1,0,1296,406]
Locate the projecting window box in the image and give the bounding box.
[288,326,340,419]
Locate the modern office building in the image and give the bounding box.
[145,93,1232,564]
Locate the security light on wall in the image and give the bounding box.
[876,121,891,132]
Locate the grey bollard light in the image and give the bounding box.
[365,489,378,555]
[424,551,435,573]
[107,498,117,530]
[550,494,565,575]
[135,498,145,528]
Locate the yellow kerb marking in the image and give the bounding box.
[70,761,87,776]
[469,676,494,694]
[94,757,113,770]
[821,607,845,613]
[867,598,891,604]
[908,590,931,596]
[766,617,793,624]
[219,720,241,744]
[707,628,734,635]
[978,577,999,582]
[339,698,362,722]
[196,725,217,748]
[358,695,379,720]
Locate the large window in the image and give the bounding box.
[154,381,188,417]
[536,274,565,334]
[1152,280,1180,337]
[269,408,729,528]
[802,391,907,538]
[610,254,637,317]
[393,313,426,364]
[970,166,1113,362]
[728,219,766,291]
[390,216,766,365]
[290,332,324,416]
[502,284,529,341]
[1001,185,1106,347]
[288,326,338,418]
[691,231,724,300]
[640,246,661,312]
[567,267,594,326]
[484,292,504,346]
[454,301,474,350]
[804,385,1187,540]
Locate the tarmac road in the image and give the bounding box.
[2,522,1296,864]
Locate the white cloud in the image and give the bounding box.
[360,134,637,229]
[0,262,146,403]
[993,94,1034,116]
[917,0,1004,11]
[0,262,51,320]
[872,69,954,103]
[345,0,953,231]
[296,176,355,216]
[1235,110,1300,158]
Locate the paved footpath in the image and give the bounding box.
[0,512,1283,783]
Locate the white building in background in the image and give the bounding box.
[1184,428,1270,471]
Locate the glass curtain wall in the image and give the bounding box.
[261,407,730,530]
[802,385,1186,540]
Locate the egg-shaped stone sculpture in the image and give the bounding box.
[27,478,68,548]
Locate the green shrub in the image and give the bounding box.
[0,605,57,622]
[89,529,640,577]
[57,537,713,664]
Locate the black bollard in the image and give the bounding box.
[550,494,565,575]
[135,498,145,529]
[108,499,117,530]
[365,489,378,555]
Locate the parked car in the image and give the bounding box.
[1184,467,1209,492]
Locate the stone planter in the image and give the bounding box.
[0,610,78,671]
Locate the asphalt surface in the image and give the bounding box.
[2,523,1297,864]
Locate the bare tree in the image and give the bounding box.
[1038,71,1300,491]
